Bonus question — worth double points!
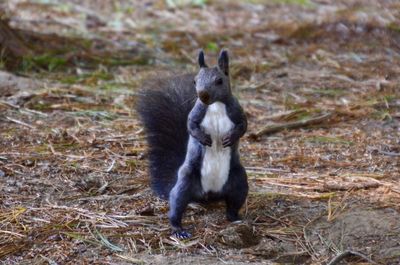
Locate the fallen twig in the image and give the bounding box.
[5,116,36,129]
[263,109,308,121]
[378,150,400,157]
[106,160,116,172]
[326,250,377,265]
[77,193,142,202]
[115,254,146,264]
[322,177,382,191]
[251,112,332,138]
[0,229,25,238]
[0,100,48,117]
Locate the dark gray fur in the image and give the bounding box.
[137,49,248,238]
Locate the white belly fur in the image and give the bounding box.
[200,102,234,193]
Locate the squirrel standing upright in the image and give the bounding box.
[137,49,248,238]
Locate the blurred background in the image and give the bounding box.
[0,0,399,264]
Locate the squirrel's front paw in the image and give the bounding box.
[199,134,212,147]
[222,134,235,147]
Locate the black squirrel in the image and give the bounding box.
[137,49,248,238]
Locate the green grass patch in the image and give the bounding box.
[63,232,101,247]
[295,110,315,121]
[372,110,392,121]
[166,0,207,8]
[22,54,67,72]
[59,70,114,85]
[52,142,80,151]
[383,95,397,102]
[94,229,124,252]
[99,82,132,92]
[205,41,219,52]
[93,55,153,67]
[33,142,79,153]
[387,22,400,33]
[126,159,140,170]
[64,229,123,252]
[30,102,53,111]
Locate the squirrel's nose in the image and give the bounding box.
[198,91,210,104]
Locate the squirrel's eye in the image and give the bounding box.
[215,78,223,85]
[193,80,196,85]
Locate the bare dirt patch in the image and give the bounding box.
[306,207,400,264]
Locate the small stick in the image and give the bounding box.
[78,194,141,202]
[251,112,332,138]
[106,160,116,172]
[5,116,36,129]
[0,100,47,117]
[263,109,306,121]
[0,229,25,238]
[327,250,378,265]
[378,150,400,157]
[180,49,196,64]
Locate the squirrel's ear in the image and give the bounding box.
[198,50,208,68]
[218,49,229,75]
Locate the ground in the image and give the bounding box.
[0,0,399,264]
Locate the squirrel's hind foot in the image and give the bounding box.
[172,229,192,239]
[226,211,241,222]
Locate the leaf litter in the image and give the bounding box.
[0,0,400,264]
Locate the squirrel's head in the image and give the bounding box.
[194,49,231,105]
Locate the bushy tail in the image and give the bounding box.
[136,74,197,199]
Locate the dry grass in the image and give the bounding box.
[1,0,400,264]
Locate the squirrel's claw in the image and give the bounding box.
[172,230,192,239]
[200,134,212,146]
[222,135,233,147]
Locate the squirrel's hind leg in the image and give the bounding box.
[224,165,248,222]
[168,165,194,239]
